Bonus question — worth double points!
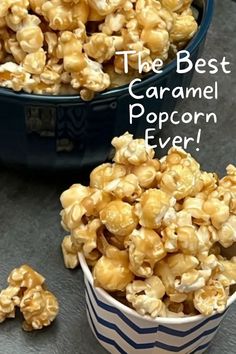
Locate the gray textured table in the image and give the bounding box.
[0,0,236,353]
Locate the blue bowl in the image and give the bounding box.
[0,0,214,171]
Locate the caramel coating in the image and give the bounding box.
[131,159,160,188]
[93,245,134,291]
[126,276,167,317]
[128,227,166,277]
[103,174,142,202]
[112,133,155,166]
[193,280,228,316]
[135,189,175,228]
[42,0,89,30]
[16,15,44,52]
[90,163,127,189]
[159,147,202,200]
[0,265,58,330]
[61,235,80,269]
[8,264,45,289]
[100,200,138,236]
[20,285,59,331]
[0,286,20,323]
[72,218,102,259]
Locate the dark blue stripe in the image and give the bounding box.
[86,304,126,354]
[87,281,225,337]
[87,281,157,334]
[159,310,226,337]
[86,286,221,352]
[86,287,155,349]
[190,340,210,353]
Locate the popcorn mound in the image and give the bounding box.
[60,132,236,317]
[0,265,59,330]
[0,0,198,99]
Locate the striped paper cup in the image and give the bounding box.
[79,252,236,354]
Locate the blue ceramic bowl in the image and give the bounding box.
[0,0,214,171]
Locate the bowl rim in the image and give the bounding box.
[79,251,236,325]
[0,0,214,103]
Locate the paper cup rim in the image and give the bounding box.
[79,252,236,325]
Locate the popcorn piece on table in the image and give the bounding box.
[0,286,21,323]
[20,285,59,331]
[0,265,59,330]
[8,264,45,290]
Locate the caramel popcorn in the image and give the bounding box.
[72,218,102,260]
[61,234,80,269]
[126,276,167,317]
[60,133,236,318]
[112,132,155,166]
[100,200,138,236]
[0,286,20,323]
[93,243,134,292]
[16,15,44,52]
[8,264,45,289]
[128,227,166,277]
[90,163,127,189]
[0,265,58,330]
[135,189,175,229]
[0,0,198,98]
[103,174,142,201]
[20,286,59,331]
[193,280,228,316]
[175,269,211,293]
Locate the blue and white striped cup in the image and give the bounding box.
[79,253,236,354]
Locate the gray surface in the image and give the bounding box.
[0,0,236,353]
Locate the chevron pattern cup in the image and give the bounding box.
[79,253,236,354]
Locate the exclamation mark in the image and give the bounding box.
[196,129,201,151]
